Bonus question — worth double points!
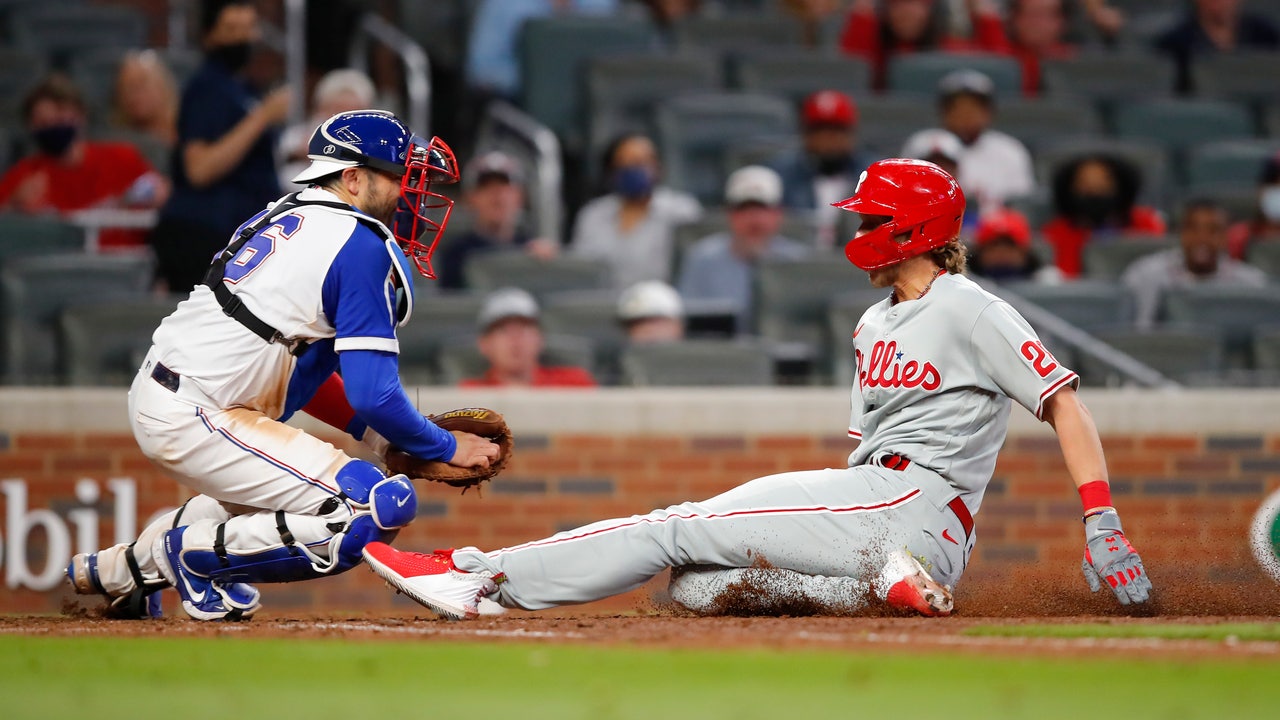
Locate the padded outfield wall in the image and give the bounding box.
[1,387,1278,615]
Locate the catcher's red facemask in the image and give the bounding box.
[392,135,459,279]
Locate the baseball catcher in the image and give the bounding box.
[66,109,511,621]
[362,159,1152,619]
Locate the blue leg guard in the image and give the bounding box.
[178,460,417,585]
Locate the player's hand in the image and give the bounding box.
[447,430,499,469]
[1080,509,1152,605]
[258,87,293,126]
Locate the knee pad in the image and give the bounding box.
[329,515,399,575]
[333,460,417,529]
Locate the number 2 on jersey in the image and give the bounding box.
[1020,340,1059,379]
[224,213,304,284]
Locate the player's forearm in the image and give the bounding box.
[182,110,272,188]
[1043,388,1110,491]
[338,349,456,461]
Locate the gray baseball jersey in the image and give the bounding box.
[848,273,1079,513]
[454,272,1078,612]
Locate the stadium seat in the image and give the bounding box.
[0,214,86,262]
[1082,238,1175,280]
[518,16,655,144]
[0,47,44,115]
[1184,140,1280,189]
[857,96,937,156]
[826,288,892,387]
[394,293,485,385]
[619,339,774,387]
[1040,52,1176,109]
[1190,52,1280,109]
[756,255,872,370]
[1079,326,1226,387]
[1034,137,1171,205]
[886,52,1022,98]
[997,280,1133,330]
[1175,183,1258,224]
[1112,99,1256,157]
[1163,285,1280,367]
[540,290,626,383]
[672,211,819,277]
[68,48,126,116]
[732,50,872,103]
[463,254,612,299]
[1252,325,1280,380]
[1247,241,1280,278]
[437,333,596,386]
[9,4,147,65]
[59,295,181,386]
[996,99,1103,150]
[0,253,152,384]
[655,93,796,205]
[672,14,805,55]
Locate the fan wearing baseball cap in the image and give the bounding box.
[967,208,1061,285]
[461,288,597,388]
[617,280,685,345]
[677,166,810,334]
[766,90,878,247]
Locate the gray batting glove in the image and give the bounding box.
[1081,509,1152,606]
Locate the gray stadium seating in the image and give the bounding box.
[886,52,1022,98]
[732,50,872,103]
[1041,53,1176,110]
[672,14,805,55]
[1184,140,1280,189]
[463,254,612,299]
[998,280,1133,330]
[1112,99,1256,157]
[620,338,774,387]
[1190,52,1280,109]
[0,214,85,263]
[394,293,485,385]
[856,96,937,156]
[540,290,626,383]
[1080,326,1226,387]
[0,253,152,384]
[655,93,796,205]
[59,295,181,386]
[1252,325,1280,380]
[1163,285,1280,367]
[1246,241,1280,278]
[826,288,892,387]
[1082,238,1175,280]
[997,99,1103,151]
[756,255,872,373]
[10,4,147,65]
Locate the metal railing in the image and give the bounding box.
[975,278,1180,389]
[476,101,565,242]
[348,13,431,134]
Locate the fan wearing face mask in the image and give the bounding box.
[568,133,702,289]
[0,74,169,248]
[1227,152,1280,260]
[1040,153,1166,278]
[149,0,292,293]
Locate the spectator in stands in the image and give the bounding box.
[570,133,702,289]
[437,151,558,290]
[678,166,809,334]
[1041,153,1166,279]
[1122,198,1267,329]
[782,0,846,46]
[0,74,169,250]
[967,208,1062,284]
[1228,153,1280,260]
[466,0,619,101]
[1000,0,1126,95]
[279,68,376,186]
[112,50,178,149]
[769,90,878,248]
[901,70,1035,216]
[618,280,685,344]
[839,0,1009,90]
[460,288,597,387]
[150,0,290,292]
[1156,0,1280,94]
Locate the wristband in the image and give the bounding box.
[1078,480,1113,516]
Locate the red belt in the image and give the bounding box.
[877,454,973,540]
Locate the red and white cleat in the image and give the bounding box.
[363,543,502,620]
[877,549,954,617]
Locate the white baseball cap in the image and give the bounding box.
[617,281,684,322]
[477,287,540,330]
[724,165,782,207]
[901,129,964,165]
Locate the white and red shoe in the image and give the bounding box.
[363,543,502,620]
[877,549,954,617]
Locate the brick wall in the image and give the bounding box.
[4,425,1278,616]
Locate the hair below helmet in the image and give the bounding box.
[834,159,965,271]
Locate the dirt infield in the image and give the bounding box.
[4,612,1278,659]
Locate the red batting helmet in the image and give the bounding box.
[834,159,965,271]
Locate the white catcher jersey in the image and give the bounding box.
[150,187,415,419]
[846,273,1078,511]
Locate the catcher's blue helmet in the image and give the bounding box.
[292,109,459,278]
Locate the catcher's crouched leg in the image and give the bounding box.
[166,460,418,593]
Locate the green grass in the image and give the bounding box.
[3,636,1278,720]
[965,622,1280,642]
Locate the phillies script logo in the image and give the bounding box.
[857,340,942,391]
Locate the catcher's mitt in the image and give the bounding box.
[384,407,513,491]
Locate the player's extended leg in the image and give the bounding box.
[667,565,871,616]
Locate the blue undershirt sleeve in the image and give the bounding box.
[339,349,456,461]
